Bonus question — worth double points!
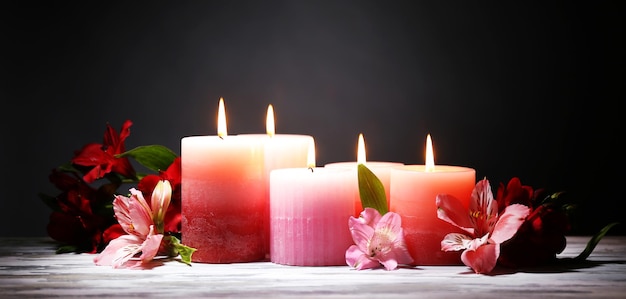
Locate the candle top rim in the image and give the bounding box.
[182,134,313,139]
[270,167,353,174]
[325,161,404,167]
[236,133,315,138]
[393,165,475,172]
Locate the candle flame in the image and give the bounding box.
[307,139,316,169]
[217,97,227,138]
[266,104,275,137]
[425,134,435,172]
[357,133,366,165]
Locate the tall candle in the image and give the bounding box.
[181,98,267,263]
[390,134,476,265]
[270,141,354,266]
[238,104,314,258]
[324,133,403,216]
[239,104,314,175]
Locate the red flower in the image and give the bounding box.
[71,120,136,183]
[497,178,571,268]
[45,170,118,253]
[137,157,182,234]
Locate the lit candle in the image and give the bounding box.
[181,98,267,263]
[239,104,314,175]
[269,140,354,266]
[238,104,315,257]
[324,133,403,216]
[390,134,476,265]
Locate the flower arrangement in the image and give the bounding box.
[40,120,195,268]
[41,120,617,273]
[349,164,619,274]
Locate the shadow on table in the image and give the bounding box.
[486,258,626,276]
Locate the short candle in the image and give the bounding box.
[270,141,354,266]
[390,134,476,265]
[324,133,403,216]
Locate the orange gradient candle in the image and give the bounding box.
[390,134,476,265]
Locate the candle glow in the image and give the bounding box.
[217,97,227,138]
[425,133,435,172]
[266,104,275,137]
[357,133,366,165]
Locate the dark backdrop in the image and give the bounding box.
[2,1,624,237]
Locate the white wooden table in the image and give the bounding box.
[1,236,624,298]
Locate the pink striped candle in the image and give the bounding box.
[269,143,354,266]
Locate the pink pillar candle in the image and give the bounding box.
[181,135,266,263]
[270,167,354,266]
[324,161,403,216]
[238,134,314,176]
[390,165,476,265]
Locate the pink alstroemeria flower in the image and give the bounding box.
[346,208,413,270]
[436,178,530,274]
[94,180,173,269]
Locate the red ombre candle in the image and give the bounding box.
[181,98,266,263]
[390,134,476,265]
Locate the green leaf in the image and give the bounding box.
[56,245,79,254]
[117,145,177,173]
[169,236,197,266]
[574,222,620,261]
[38,193,63,212]
[357,163,388,215]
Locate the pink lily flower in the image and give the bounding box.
[436,178,530,274]
[94,180,172,268]
[346,208,414,270]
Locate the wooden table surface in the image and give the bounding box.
[1,236,625,298]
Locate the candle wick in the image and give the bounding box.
[308,167,314,173]
[219,135,224,140]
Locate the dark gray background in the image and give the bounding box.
[2,1,624,237]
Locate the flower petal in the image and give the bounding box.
[469,178,498,237]
[441,233,472,251]
[349,218,375,252]
[139,227,164,263]
[490,204,531,244]
[93,234,143,267]
[345,245,380,270]
[356,207,382,227]
[436,194,474,235]
[461,242,499,274]
[113,195,133,234]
